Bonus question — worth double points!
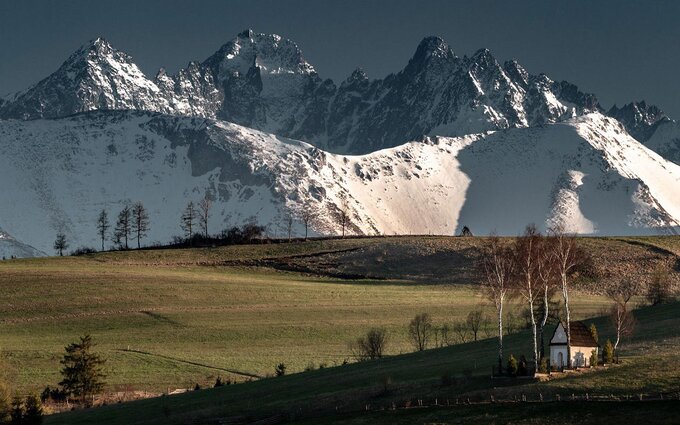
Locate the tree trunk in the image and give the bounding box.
[562,272,572,368]
[497,300,504,371]
[529,298,538,373]
[539,285,550,360]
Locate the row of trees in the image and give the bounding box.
[53,190,358,255]
[481,225,588,372]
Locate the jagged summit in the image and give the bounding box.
[2,30,670,157]
[204,30,316,77]
[608,100,671,141]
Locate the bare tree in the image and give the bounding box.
[114,205,132,250]
[466,309,484,341]
[647,267,673,306]
[131,202,150,249]
[481,234,515,369]
[181,201,196,243]
[351,328,388,361]
[198,194,212,238]
[452,322,469,343]
[607,278,639,352]
[513,224,542,372]
[298,207,316,240]
[536,235,558,360]
[286,214,293,241]
[338,194,350,238]
[96,209,109,251]
[549,225,587,369]
[439,324,452,347]
[408,313,433,351]
[54,233,68,256]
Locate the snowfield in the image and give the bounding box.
[0,111,678,256]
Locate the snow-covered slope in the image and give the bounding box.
[0,31,600,154]
[0,111,677,253]
[0,228,45,259]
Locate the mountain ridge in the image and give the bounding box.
[0,110,678,255]
[0,30,605,154]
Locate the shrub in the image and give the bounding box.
[603,339,614,364]
[352,328,388,361]
[590,349,599,367]
[518,355,528,376]
[408,313,434,351]
[275,363,286,377]
[10,396,23,424]
[70,247,97,256]
[538,357,548,373]
[214,377,223,388]
[193,383,201,391]
[507,355,518,376]
[0,383,10,423]
[23,395,42,425]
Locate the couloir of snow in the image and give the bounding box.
[0,111,678,256]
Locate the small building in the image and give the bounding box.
[549,321,598,370]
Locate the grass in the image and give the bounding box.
[0,236,677,423]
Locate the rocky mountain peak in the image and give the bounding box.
[607,101,671,141]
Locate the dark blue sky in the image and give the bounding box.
[2,0,679,116]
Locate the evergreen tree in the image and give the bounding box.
[181,201,196,243]
[9,396,22,424]
[589,323,598,344]
[59,335,106,405]
[23,395,42,425]
[603,339,614,364]
[507,354,518,376]
[53,233,68,256]
[96,210,110,251]
[131,202,150,249]
[114,205,131,250]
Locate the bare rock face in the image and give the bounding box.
[1,31,602,154]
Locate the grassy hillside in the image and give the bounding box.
[44,300,680,425]
[0,236,677,423]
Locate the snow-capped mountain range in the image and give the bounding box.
[0,31,679,256]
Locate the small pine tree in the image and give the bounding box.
[507,354,518,376]
[53,233,68,256]
[59,335,106,405]
[538,357,548,373]
[590,349,598,367]
[181,201,196,243]
[603,339,614,364]
[10,396,23,424]
[275,363,286,377]
[23,394,42,425]
[589,323,598,344]
[214,377,223,388]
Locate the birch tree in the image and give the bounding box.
[607,278,639,351]
[513,224,542,372]
[549,225,586,368]
[481,235,515,370]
